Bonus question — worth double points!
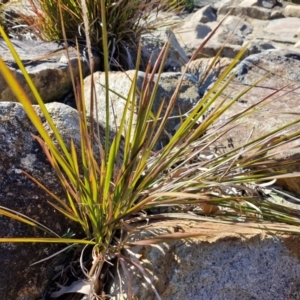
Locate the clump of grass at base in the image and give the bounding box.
[20,0,193,70]
[24,0,158,70]
[2,5,300,299]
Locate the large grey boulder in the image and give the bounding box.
[206,49,300,194]
[84,71,201,149]
[108,220,300,300]
[0,39,95,104]
[0,102,82,299]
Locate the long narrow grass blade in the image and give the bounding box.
[0,238,96,244]
[0,25,74,168]
[21,170,76,215]
[0,207,58,236]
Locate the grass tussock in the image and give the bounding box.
[10,0,190,70]
[1,1,300,298]
[0,0,194,69]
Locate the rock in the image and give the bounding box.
[197,41,243,58]
[168,21,212,55]
[2,0,36,20]
[184,21,212,39]
[258,0,277,8]
[189,5,217,23]
[270,9,284,19]
[214,0,246,9]
[246,40,275,55]
[213,15,252,46]
[0,39,97,104]
[294,41,300,48]
[142,2,300,63]
[181,15,253,58]
[141,29,189,72]
[84,71,200,149]
[1,0,40,40]
[170,15,253,58]
[239,0,258,7]
[283,4,300,17]
[33,102,84,148]
[209,49,300,194]
[238,0,277,8]
[0,102,83,299]
[194,0,221,8]
[108,220,300,299]
[222,16,253,37]
[218,6,273,20]
[184,56,233,75]
[263,18,300,43]
[183,57,233,94]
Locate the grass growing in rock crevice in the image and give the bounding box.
[4,0,193,70]
[1,2,300,299]
[0,0,194,72]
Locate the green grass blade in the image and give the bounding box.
[0,238,96,244]
[0,25,74,169]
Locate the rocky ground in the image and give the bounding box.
[2,0,300,299]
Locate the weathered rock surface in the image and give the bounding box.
[189,5,217,23]
[218,5,273,20]
[238,0,277,8]
[284,4,300,17]
[141,0,300,70]
[109,220,300,300]
[262,17,300,42]
[182,56,233,95]
[141,30,189,72]
[0,102,83,300]
[0,39,94,104]
[209,49,300,194]
[84,71,200,149]
[1,0,35,27]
